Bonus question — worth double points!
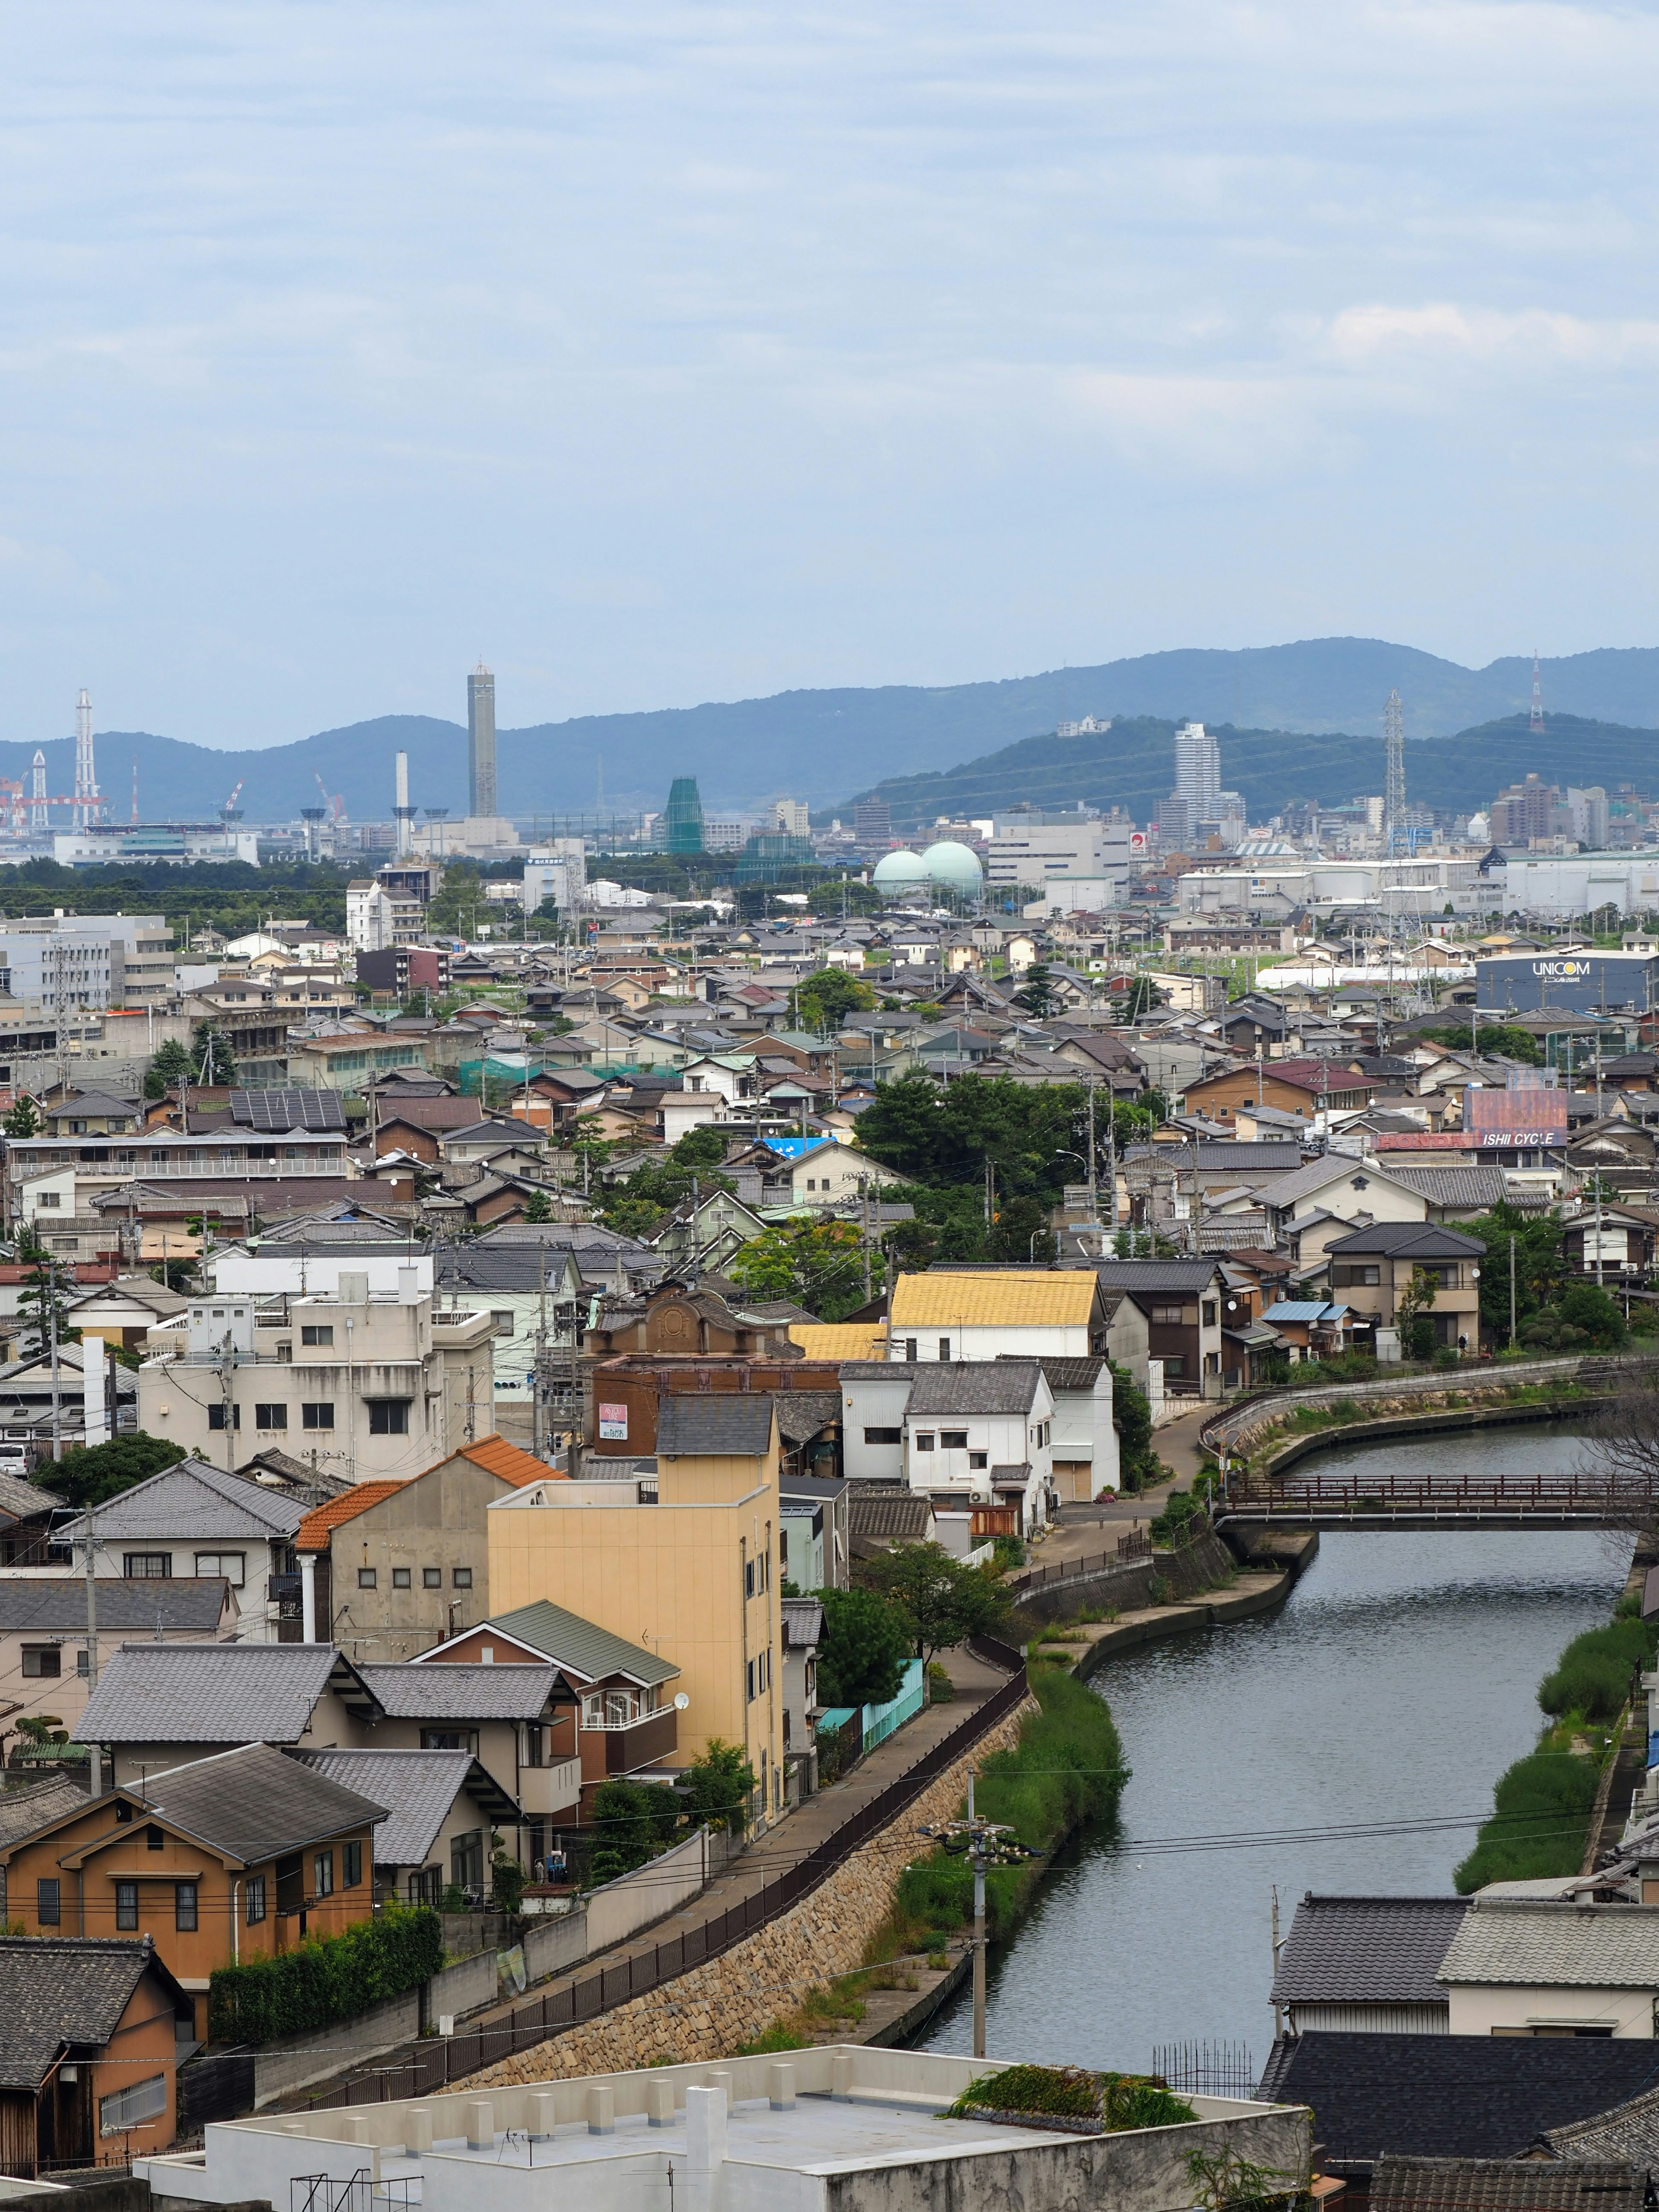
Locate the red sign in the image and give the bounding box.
[1465,1086,1568,1146]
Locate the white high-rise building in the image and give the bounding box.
[1163,721,1222,848]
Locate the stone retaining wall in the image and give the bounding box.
[446,1698,1037,2088]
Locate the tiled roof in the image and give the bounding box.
[890,1271,1097,1328]
[0,1468,51,1523]
[1437,1899,1659,1988]
[74,1641,355,1745]
[1255,2031,1659,2174]
[0,1777,90,1851]
[772,1391,842,1447]
[848,1492,931,1539]
[1385,1164,1509,1210]
[1087,1259,1224,1293]
[0,1579,232,1633]
[292,1748,506,1866]
[0,1937,176,2091]
[296,1481,405,1552]
[482,1599,678,1688]
[781,1597,823,1647]
[906,1361,1043,1416]
[789,1323,887,1360]
[1325,1223,1486,1258]
[1371,2158,1646,2212]
[655,1394,775,1458]
[1271,1895,1467,2005]
[997,1354,1106,1391]
[356,1661,558,1721]
[455,1433,561,1488]
[1250,1156,1421,1210]
[1544,2081,1659,2162]
[59,1458,307,1544]
[135,1741,387,1863]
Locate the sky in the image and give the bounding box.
[3,0,1656,751]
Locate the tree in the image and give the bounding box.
[728,1220,874,1319]
[680,1740,757,1834]
[149,1257,196,1293]
[814,1585,912,1708]
[15,1234,72,1358]
[1421,1021,1544,1066]
[523,1188,553,1223]
[1123,976,1161,1021]
[796,967,875,1032]
[1466,1202,1564,1339]
[1394,1265,1440,1360]
[1108,1358,1160,1494]
[35,1431,186,1509]
[1521,1281,1627,1353]
[984,1194,1055,1265]
[191,1020,237,1087]
[856,1071,1103,1207]
[1011,964,1061,1019]
[3,1095,41,1137]
[585,1778,683,1883]
[146,1037,194,1100]
[862,1542,1009,1665]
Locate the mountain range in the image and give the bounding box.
[7,637,1659,824]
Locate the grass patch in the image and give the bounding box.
[735,2024,813,2054]
[1538,1619,1653,1721]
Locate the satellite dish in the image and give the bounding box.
[674,1692,690,1711]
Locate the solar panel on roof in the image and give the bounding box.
[230,1090,348,1133]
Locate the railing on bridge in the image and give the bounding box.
[1224,1469,1656,1520]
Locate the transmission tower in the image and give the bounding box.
[1383,688,1406,849]
[73,689,99,828]
[1530,648,1545,733]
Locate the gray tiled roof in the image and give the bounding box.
[0,1469,52,1523]
[139,1741,387,1863]
[0,1777,90,1850]
[1325,1223,1486,1259]
[772,1392,841,1447]
[1086,1259,1224,1292]
[1437,1899,1659,1989]
[906,1362,1043,1416]
[1371,2157,1646,2212]
[1271,1894,1467,2005]
[0,1579,232,1634]
[1249,1155,1420,1210]
[848,1492,931,1539]
[0,1937,175,2091]
[356,1661,558,1721]
[293,1748,509,1866]
[483,1599,678,1688]
[655,1394,775,1458]
[59,1458,307,1544]
[1384,1164,1509,1210]
[74,1640,350,1745]
[1544,2081,1659,2162]
[781,1597,823,1648]
[997,1354,1106,1392]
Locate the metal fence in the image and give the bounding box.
[1150,2040,1258,2099]
[1006,1529,1152,1597]
[302,1650,1029,2110]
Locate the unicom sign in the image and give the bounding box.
[1476,949,1659,1016]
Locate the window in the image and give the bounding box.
[452,1567,472,1588]
[423,1567,442,1587]
[1332,1264,1381,1288]
[863,1426,901,1444]
[343,1840,362,1889]
[115,1880,138,1929]
[421,1727,480,1752]
[1151,1304,1186,1325]
[938,1338,951,1361]
[1201,1300,1217,1327]
[914,1432,935,1451]
[358,1567,377,1589]
[100,2073,166,2138]
[744,1558,756,1597]
[35,1191,60,1208]
[392,1566,411,1588]
[146,1825,164,1850]
[523,1725,544,1767]
[490,1310,515,1335]
[941,1430,969,1449]
[302,1403,335,1430]
[969,1450,988,1470]
[255,1403,288,1431]
[195,1553,245,1587]
[368,1400,410,1435]
[77,1649,89,1675]
[21,1645,60,1678]
[301,1324,334,1346]
[245,1875,266,1924]
[314,1850,334,1898]
[207,1404,242,1430]
[175,1881,198,1931]
[37,1878,59,1926]
[904,1338,918,1360]
[124,1552,172,1579]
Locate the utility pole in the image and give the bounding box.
[916,1780,1034,2062]
[83,1487,101,1795]
[1509,1233,1518,1350]
[47,1258,61,1464]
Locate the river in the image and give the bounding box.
[920,1424,1630,2079]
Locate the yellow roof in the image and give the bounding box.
[790,1322,888,1360]
[888,1271,1098,1328]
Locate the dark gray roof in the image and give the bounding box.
[0,1468,52,1524]
[781,1596,823,1648]
[74,1641,373,1745]
[0,1778,90,1850]
[1544,2081,1659,2163]
[1086,1259,1225,1291]
[997,1353,1106,1391]
[0,1937,182,2091]
[1271,1894,1467,2005]
[1371,2158,1646,2212]
[138,1742,387,1863]
[655,1394,775,1458]
[478,1600,678,1687]
[1384,1164,1509,1210]
[906,1362,1044,1416]
[356,1661,558,1722]
[0,1579,233,1634]
[848,1492,931,1540]
[292,1748,515,1865]
[1255,2032,1659,2176]
[773,1391,842,1447]
[59,1458,306,1543]
[1324,1223,1487,1258]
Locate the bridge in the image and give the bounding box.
[1217,1468,1655,1532]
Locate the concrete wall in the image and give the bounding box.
[1446,1983,1655,2037]
[254,1989,422,2106]
[586,1827,709,1954]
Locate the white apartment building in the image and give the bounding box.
[772,800,811,837]
[0,913,175,1011]
[523,841,588,916]
[985,817,1133,913]
[900,1360,1055,1536]
[138,1277,499,1481]
[347,880,426,952]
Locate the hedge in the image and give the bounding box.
[1537,1618,1655,1722]
[208,1905,443,2044]
[1453,1750,1601,1893]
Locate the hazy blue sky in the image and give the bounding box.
[3,1,1655,750]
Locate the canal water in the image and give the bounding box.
[919,1424,1629,2076]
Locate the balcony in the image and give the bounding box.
[517,1757,583,1816]
[594,1709,678,1774]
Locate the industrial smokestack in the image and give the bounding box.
[74,690,98,829]
[394,750,416,858]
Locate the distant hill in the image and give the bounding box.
[6,638,1659,822]
[843,712,1659,831]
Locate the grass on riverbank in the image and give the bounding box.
[733,1670,1126,2054]
[1454,1598,1654,1894]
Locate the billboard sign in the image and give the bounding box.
[1464,1085,1567,1148]
[597,1402,629,1440]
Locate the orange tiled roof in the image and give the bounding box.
[456,1433,566,1489]
[296,1481,404,1553]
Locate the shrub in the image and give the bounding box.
[585,1779,681,1885]
[1537,1618,1653,1721]
[1454,1750,1600,1892]
[736,2024,813,2053]
[680,1740,757,1834]
[208,1905,442,2044]
[951,2063,1099,2119]
[816,1585,912,1707]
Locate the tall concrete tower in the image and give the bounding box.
[74,689,99,828]
[394,750,417,858]
[468,664,497,819]
[30,750,46,831]
[1383,688,1406,848]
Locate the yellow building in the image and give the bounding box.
[486,1395,786,1827]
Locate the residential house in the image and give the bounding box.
[779,1595,823,1797]
[779,1470,850,1592]
[53,1460,303,1644]
[1182,1058,1378,1124]
[901,1360,1055,1537]
[1270,1894,1468,2035]
[66,1274,189,1353]
[0,1580,240,1747]
[1090,1259,1229,1397]
[0,1936,194,2177]
[0,1343,135,1454]
[1257,1301,1355,1361]
[294,1434,556,1659]
[0,1744,385,2039]
[1319,1224,1486,1351]
[486,1393,785,1827]
[1252,1154,1432,1250]
[885,1269,1108,1365]
[997,1354,1118,1500]
[0,1471,58,1567]
[1436,1898,1659,2036]
[292,1747,524,1907]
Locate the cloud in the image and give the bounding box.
[1325,303,1659,366]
